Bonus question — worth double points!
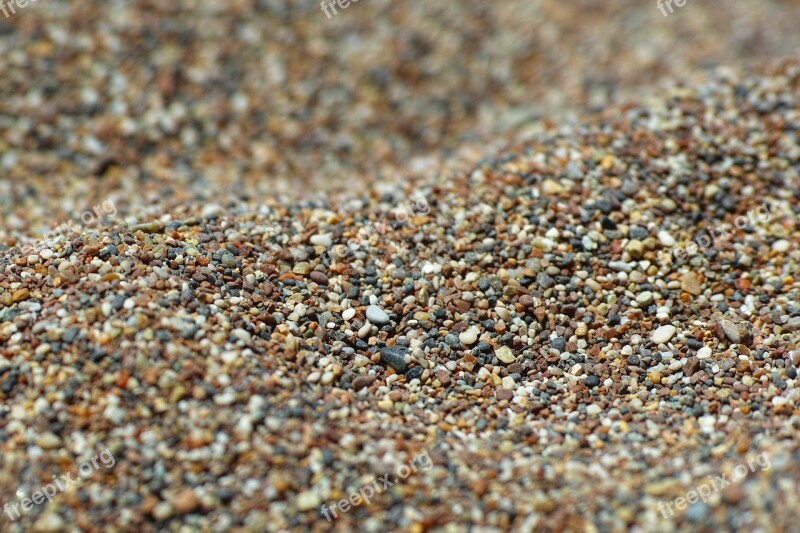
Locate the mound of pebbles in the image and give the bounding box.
[1,65,800,531]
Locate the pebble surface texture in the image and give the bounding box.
[3,1,800,241]
[2,62,800,531]
[3,2,800,533]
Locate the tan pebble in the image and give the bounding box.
[496,346,516,364]
[129,221,163,234]
[680,272,702,295]
[542,179,564,194]
[377,399,394,411]
[12,288,30,303]
[626,240,645,259]
[37,432,61,449]
[171,488,199,514]
[292,262,311,275]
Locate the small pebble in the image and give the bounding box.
[459,327,479,345]
[380,347,409,373]
[652,325,677,344]
[366,305,391,325]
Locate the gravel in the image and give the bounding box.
[1,6,800,532]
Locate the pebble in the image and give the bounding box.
[459,327,479,345]
[405,367,424,381]
[586,404,602,415]
[608,261,632,272]
[542,179,565,194]
[495,346,516,364]
[680,272,702,296]
[380,347,409,373]
[37,432,62,450]
[221,253,238,268]
[658,230,676,247]
[652,325,677,344]
[232,328,251,342]
[626,240,645,259]
[34,513,65,533]
[772,396,788,407]
[772,239,791,252]
[104,405,126,425]
[292,262,311,275]
[309,271,329,285]
[684,356,702,377]
[352,375,375,391]
[584,375,600,388]
[152,502,174,521]
[171,488,200,515]
[366,305,391,325]
[719,320,741,344]
[129,221,163,234]
[310,234,333,247]
[697,346,712,360]
[296,491,321,511]
[12,288,30,303]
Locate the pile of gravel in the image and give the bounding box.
[1,62,799,531]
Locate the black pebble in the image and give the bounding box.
[405,367,424,381]
[380,347,409,373]
[686,338,704,350]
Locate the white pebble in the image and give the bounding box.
[310,234,332,247]
[652,325,677,344]
[366,305,391,325]
[697,346,712,360]
[772,240,791,252]
[658,230,676,247]
[586,404,602,416]
[459,326,479,345]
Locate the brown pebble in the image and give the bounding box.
[352,374,375,391]
[140,494,159,516]
[496,389,513,401]
[309,271,329,285]
[720,320,741,344]
[684,356,701,377]
[171,488,199,514]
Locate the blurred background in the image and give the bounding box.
[1,0,799,242]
